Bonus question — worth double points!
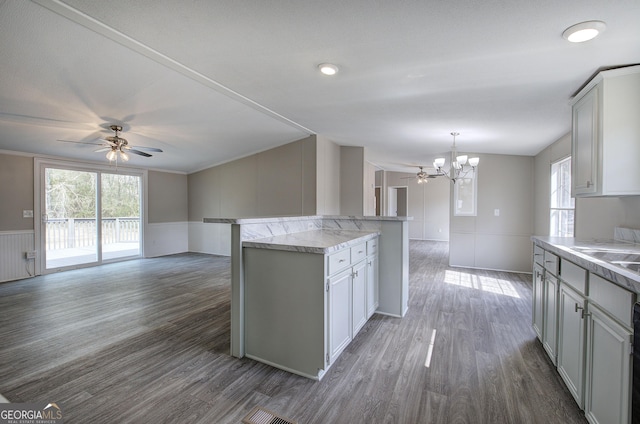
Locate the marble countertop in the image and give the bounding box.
[532,236,640,293]
[242,229,380,254]
[204,215,412,224]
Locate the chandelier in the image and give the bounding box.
[433,132,479,183]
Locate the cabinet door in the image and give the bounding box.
[352,260,368,336]
[557,283,586,408]
[572,85,599,196]
[366,254,378,318]
[532,263,544,341]
[328,269,352,364]
[585,305,632,424]
[542,274,558,364]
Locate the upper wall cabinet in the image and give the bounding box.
[570,65,640,197]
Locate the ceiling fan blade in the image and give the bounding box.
[94,147,111,152]
[130,146,163,152]
[58,139,102,146]
[128,149,152,157]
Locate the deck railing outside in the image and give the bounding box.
[46,217,140,250]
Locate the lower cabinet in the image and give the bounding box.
[557,283,587,408]
[532,263,544,340]
[584,304,632,424]
[328,268,353,364]
[533,242,636,424]
[542,274,558,364]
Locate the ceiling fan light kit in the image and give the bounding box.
[59,124,163,164]
[433,132,479,183]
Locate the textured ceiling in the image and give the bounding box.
[0,0,638,173]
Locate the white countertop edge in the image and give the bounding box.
[203,215,412,224]
[243,229,380,254]
[532,236,640,292]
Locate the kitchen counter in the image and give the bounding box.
[242,229,380,254]
[532,236,640,294]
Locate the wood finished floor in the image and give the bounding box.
[0,242,587,424]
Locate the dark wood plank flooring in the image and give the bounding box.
[0,242,587,423]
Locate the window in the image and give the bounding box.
[550,157,574,237]
[454,173,477,216]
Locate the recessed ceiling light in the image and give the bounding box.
[318,63,339,76]
[562,20,606,43]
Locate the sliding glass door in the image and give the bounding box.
[44,168,99,269]
[42,164,142,272]
[101,173,141,261]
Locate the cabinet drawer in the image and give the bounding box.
[328,249,351,275]
[533,245,545,266]
[351,243,367,264]
[543,251,559,276]
[589,273,635,328]
[560,259,587,295]
[367,238,378,256]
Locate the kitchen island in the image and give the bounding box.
[244,228,379,379]
[203,215,410,370]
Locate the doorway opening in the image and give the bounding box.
[388,186,408,217]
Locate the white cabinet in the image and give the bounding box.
[366,238,379,318]
[533,241,636,423]
[557,283,586,408]
[532,262,544,340]
[584,303,632,424]
[571,65,640,197]
[328,268,352,364]
[328,240,378,364]
[542,273,559,365]
[351,260,368,336]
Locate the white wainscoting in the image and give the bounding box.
[188,222,231,256]
[143,222,189,258]
[0,230,35,282]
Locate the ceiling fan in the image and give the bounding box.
[59,125,163,162]
[402,166,438,184]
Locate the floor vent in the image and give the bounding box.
[242,406,297,424]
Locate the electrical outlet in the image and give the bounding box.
[23,210,34,218]
[25,251,36,260]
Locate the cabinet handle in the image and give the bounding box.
[352,271,359,278]
[339,259,346,263]
[575,303,583,313]
[586,180,592,188]
[368,261,372,266]
[358,250,364,254]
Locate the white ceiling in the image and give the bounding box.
[0,0,638,173]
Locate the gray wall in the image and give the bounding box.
[316,135,341,215]
[575,196,640,239]
[340,146,365,216]
[188,136,319,220]
[450,153,534,272]
[0,154,34,231]
[385,171,450,241]
[148,170,188,223]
